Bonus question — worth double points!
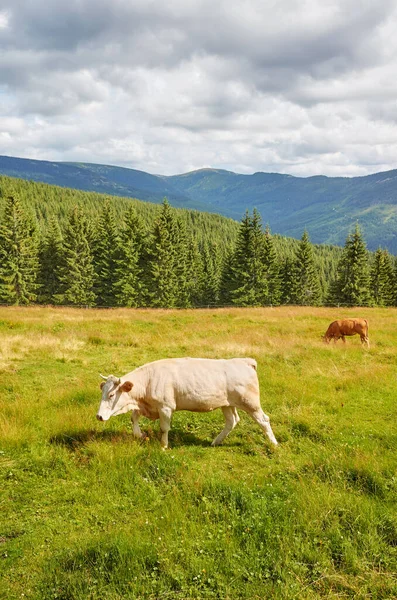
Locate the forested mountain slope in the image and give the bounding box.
[168,169,397,252]
[0,174,343,304]
[0,175,238,249]
[0,155,211,213]
[1,155,397,251]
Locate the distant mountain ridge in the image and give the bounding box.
[1,155,397,252]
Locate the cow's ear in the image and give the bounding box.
[100,381,106,390]
[120,381,133,393]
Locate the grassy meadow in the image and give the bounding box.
[0,306,396,599]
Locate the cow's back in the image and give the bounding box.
[144,357,259,411]
[340,318,368,336]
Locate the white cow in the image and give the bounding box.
[96,357,278,449]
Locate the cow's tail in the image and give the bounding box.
[245,358,257,370]
[365,319,369,334]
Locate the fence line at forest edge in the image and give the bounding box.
[0,302,376,310]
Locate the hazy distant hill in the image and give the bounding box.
[2,155,397,251]
[168,168,397,252]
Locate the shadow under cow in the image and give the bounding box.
[49,427,219,450]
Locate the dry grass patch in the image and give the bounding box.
[0,333,86,370]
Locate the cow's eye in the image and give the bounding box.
[109,392,115,399]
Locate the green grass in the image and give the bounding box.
[0,306,396,599]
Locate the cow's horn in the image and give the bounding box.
[99,374,108,380]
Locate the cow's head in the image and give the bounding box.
[96,374,134,422]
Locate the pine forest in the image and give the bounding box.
[0,175,395,308]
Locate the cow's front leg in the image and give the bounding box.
[211,406,239,446]
[131,410,144,439]
[159,407,173,449]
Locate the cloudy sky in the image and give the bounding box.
[1,0,397,177]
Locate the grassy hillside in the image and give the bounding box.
[1,306,396,599]
[2,155,397,251]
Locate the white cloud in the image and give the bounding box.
[0,10,9,29]
[1,0,397,176]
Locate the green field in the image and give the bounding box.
[1,306,396,599]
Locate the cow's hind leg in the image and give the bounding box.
[361,334,370,348]
[159,407,173,450]
[211,406,239,446]
[245,408,278,446]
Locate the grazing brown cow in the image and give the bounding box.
[323,318,369,347]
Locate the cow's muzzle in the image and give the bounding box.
[96,414,104,421]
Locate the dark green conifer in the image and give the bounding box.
[229,209,269,306]
[37,215,63,303]
[174,219,192,308]
[280,257,298,304]
[0,195,39,305]
[148,199,180,308]
[219,249,235,305]
[185,238,205,307]
[201,241,222,306]
[55,206,96,306]
[328,225,371,306]
[370,248,394,306]
[294,230,321,305]
[262,225,281,305]
[93,201,121,306]
[114,207,147,307]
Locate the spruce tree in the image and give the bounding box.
[262,225,281,305]
[219,248,235,305]
[0,195,39,305]
[114,207,147,307]
[229,209,268,306]
[174,219,192,308]
[280,257,298,304]
[55,206,96,306]
[37,215,63,304]
[202,241,222,306]
[148,199,180,308]
[370,248,394,306]
[93,201,121,306]
[328,224,371,306]
[185,238,205,307]
[294,230,321,305]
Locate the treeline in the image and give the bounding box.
[0,176,394,307]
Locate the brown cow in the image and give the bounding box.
[323,318,369,347]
